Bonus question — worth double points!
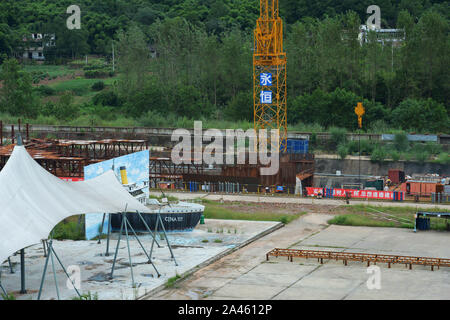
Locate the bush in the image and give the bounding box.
[80,104,118,121]
[423,142,442,155]
[40,101,56,117]
[91,81,105,91]
[55,92,80,120]
[390,150,401,162]
[36,85,55,96]
[414,150,430,163]
[435,153,450,165]
[337,143,348,160]
[92,91,120,106]
[393,133,409,151]
[84,70,109,78]
[329,127,347,151]
[371,147,387,163]
[346,139,375,156]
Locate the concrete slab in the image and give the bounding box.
[213,284,284,300]
[187,276,234,290]
[143,213,450,300]
[298,225,450,257]
[0,219,281,300]
[230,272,299,287]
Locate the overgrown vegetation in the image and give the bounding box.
[311,131,448,163]
[165,274,182,288]
[0,293,16,300]
[328,204,450,230]
[0,2,448,134]
[201,200,305,224]
[51,216,85,240]
[72,291,99,300]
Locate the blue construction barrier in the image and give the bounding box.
[393,191,404,201]
[284,139,309,154]
[323,188,333,198]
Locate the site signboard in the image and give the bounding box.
[306,187,404,200]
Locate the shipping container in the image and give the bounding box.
[365,179,384,191]
[401,181,443,196]
[388,169,405,184]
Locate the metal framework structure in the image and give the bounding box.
[149,157,204,188]
[253,0,288,152]
[267,248,450,271]
[0,138,148,178]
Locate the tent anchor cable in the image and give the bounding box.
[149,206,178,267]
[37,233,82,300]
[109,210,162,287]
[136,211,161,248]
[124,218,160,276]
[0,271,7,296]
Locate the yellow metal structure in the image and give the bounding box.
[355,102,365,128]
[253,0,287,152]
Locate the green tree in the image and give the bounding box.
[116,24,150,101]
[0,59,39,117]
[224,90,253,121]
[391,98,448,133]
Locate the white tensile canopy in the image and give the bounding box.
[0,145,151,265]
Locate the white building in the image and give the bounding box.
[22,33,56,61]
[358,25,405,46]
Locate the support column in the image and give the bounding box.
[20,249,26,294]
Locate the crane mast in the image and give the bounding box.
[253,0,287,152]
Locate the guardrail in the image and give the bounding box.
[266,248,450,271]
[1,122,447,144]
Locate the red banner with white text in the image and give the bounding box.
[306,187,399,200]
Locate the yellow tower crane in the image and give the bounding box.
[253,0,287,152]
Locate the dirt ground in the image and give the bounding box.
[217,200,357,216]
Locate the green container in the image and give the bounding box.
[365,179,384,191]
[200,214,205,225]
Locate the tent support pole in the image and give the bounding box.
[20,249,26,294]
[123,212,135,287]
[136,211,160,248]
[157,211,178,266]
[37,240,52,300]
[149,212,160,262]
[49,242,81,298]
[110,214,125,279]
[105,213,112,256]
[7,258,14,273]
[42,240,47,257]
[98,213,106,244]
[37,239,81,300]
[50,244,60,300]
[124,219,160,277]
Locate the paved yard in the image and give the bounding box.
[145,213,450,300]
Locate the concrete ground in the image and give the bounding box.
[0,219,280,300]
[146,213,450,300]
[150,191,450,210]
